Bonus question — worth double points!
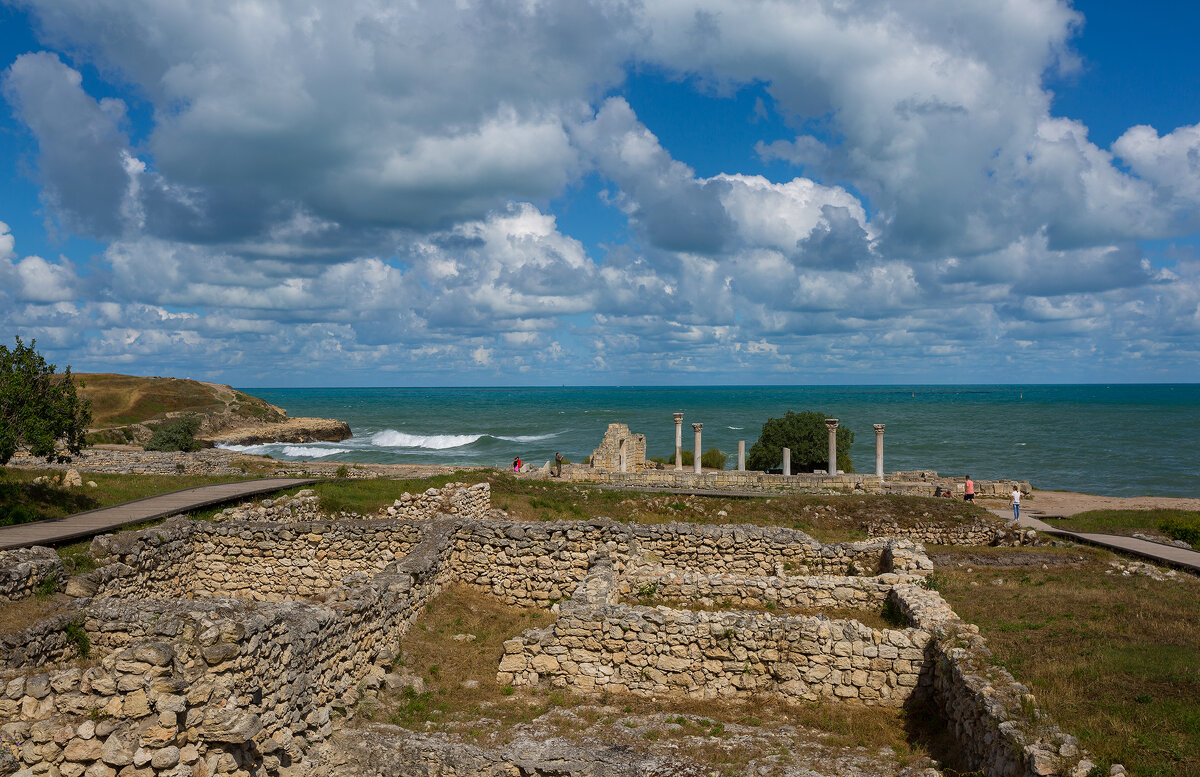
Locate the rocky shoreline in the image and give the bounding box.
[5,446,470,480]
[202,417,353,446]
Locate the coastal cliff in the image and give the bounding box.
[77,373,352,447]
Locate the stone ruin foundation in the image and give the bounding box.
[1,482,1111,777]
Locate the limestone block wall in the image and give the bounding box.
[562,467,1031,498]
[84,519,424,601]
[449,518,929,607]
[620,568,916,611]
[629,524,932,577]
[215,488,323,522]
[0,546,64,602]
[449,520,603,605]
[499,560,930,707]
[892,584,1107,777]
[0,521,458,777]
[0,607,84,670]
[379,481,491,520]
[866,520,1004,546]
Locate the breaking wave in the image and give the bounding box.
[371,430,483,449]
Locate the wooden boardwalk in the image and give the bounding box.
[988,509,1200,574]
[0,478,321,551]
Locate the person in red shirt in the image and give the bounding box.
[964,475,975,502]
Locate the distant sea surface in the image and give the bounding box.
[223,385,1200,498]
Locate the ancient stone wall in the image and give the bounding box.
[0,521,457,777]
[620,568,903,611]
[562,467,1031,498]
[0,547,64,602]
[499,559,929,707]
[79,518,423,601]
[379,482,491,521]
[449,519,930,607]
[215,489,324,522]
[865,521,1001,546]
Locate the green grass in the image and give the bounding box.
[1046,509,1200,547]
[933,546,1200,776]
[0,468,247,526]
[310,471,479,515]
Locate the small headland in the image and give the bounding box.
[73,373,351,447]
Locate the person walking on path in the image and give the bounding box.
[1010,485,1021,521]
[554,452,563,478]
[964,475,975,502]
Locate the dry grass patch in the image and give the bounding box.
[930,545,1200,776]
[367,584,941,772]
[486,474,995,542]
[0,594,71,637]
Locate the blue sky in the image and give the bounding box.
[1,0,1198,387]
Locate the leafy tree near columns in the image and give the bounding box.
[0,337,92,465]
[746,410,853,473]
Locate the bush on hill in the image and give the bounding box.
[144,415,203,452]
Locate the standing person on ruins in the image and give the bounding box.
[1010,484,1021,522]
[555,451,563,477]
[964,475,975,502]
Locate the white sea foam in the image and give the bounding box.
[727,426,744,430]
[280,446,350,458]
[497,433,558,443]
[372,430,482,449]
[216,443,272,455]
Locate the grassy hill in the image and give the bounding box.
[76,374,287,444]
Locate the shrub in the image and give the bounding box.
[670,448,728,469]
[64,618,91,658]
[746,410,853,473]
[1160,516,1200,549]
[144,415,202,452]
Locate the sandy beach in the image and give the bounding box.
[979,489,1200,517]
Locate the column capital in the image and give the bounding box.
[673,412,684,422]
[825,418,839,430]
[692,423,703,431]
[874,423,885,433]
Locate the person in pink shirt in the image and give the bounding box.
[964,475,975,502]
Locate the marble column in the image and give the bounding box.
[825,418,839,476]
[692,423,703,474]
[874,424,885,482]
[782,447,791,476]
[737,440,746,471]
[673,413,684,471]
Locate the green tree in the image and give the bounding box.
[144,415,203,452]
[746,411,853,473]
[0,337,92,465]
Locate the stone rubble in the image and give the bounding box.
[0,547,64,603]
[1105,559,1178,581]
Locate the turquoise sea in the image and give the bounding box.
[224,385,1200,498]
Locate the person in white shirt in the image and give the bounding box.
[1010,486,1022,522]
